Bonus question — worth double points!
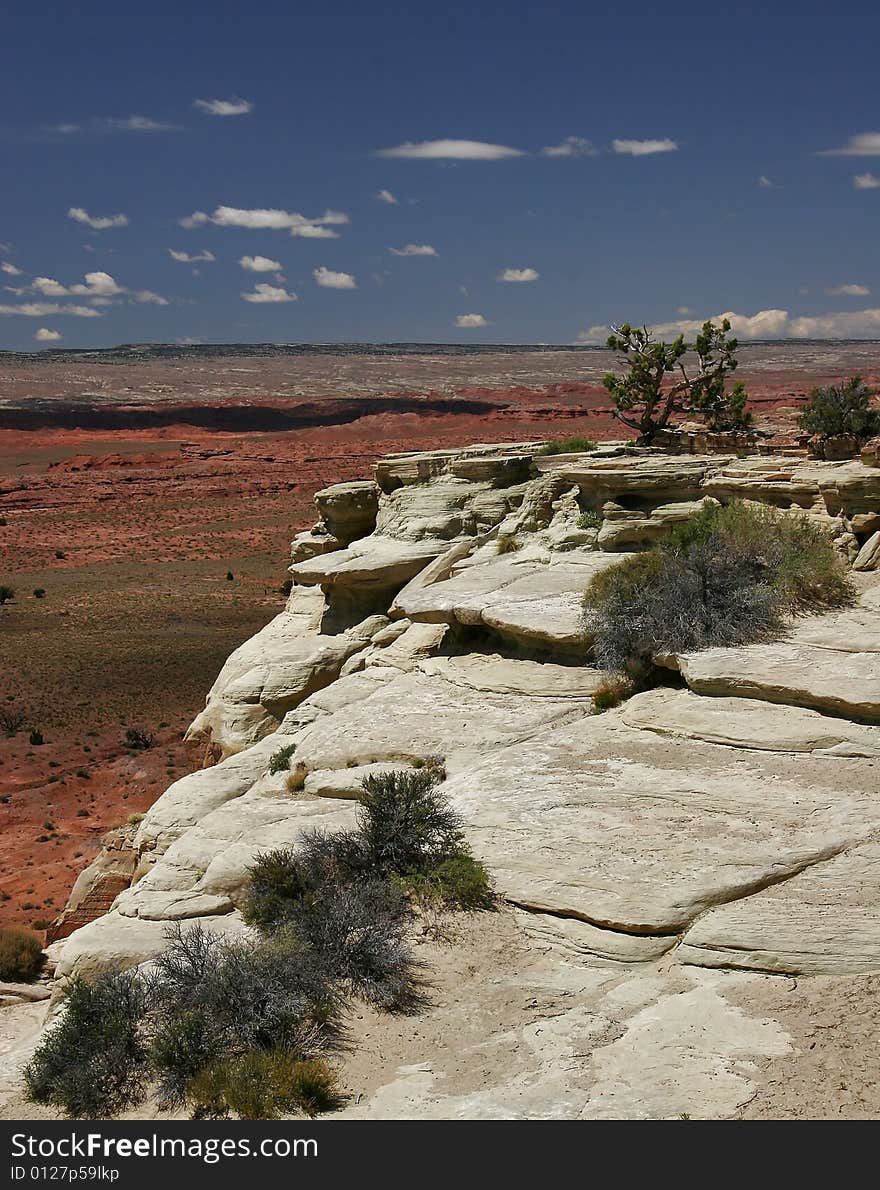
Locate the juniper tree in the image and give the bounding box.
[602,318,750,442]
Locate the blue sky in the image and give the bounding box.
[2,0,880,349]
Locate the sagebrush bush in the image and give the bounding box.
[358,768,466,876]
[0,926,45,981]
[125,727,154,750]
[583,501,854,674]
[243,844,420,1010]
[577,510,603,531]
[148,923,338,1109]
[24,971,148,1118]
[188,1050,340,1120]
[268,742,297,774]
[536,436,597,456]
[798,376,879,441]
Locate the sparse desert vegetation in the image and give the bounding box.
[583,501,854,675]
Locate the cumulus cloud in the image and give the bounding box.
[180,206,349,238]
[818,132,880,156]
[22,271,167,306]
[241,282,297,303]
[313,266,356,289]
[827,283,870,296]
[193,97,253,116]
[169,249,215,263]
[376,189,398,204]
[240,254,282,272]
[541,136,597,158]
[854,172,880,189]
[68,207,129,230]
[497,267,538,283]
[612,138,678,156]
[578,307,880,343]
[0,301,102,317]
[377,139,524,160]
[1,262,22,276]
[455,313,489,327]
[389,244,438,257]
[35,328,62,342]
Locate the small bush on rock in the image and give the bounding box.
[24,971,148,1118]
[397,853,493,910]
[148,923,338,1109]
[536,436,597,456]
[268,742,297,774]
[584,501,854,675]
[188,1050,340,1120]
[798,376,879,442]
[0,926,45,981]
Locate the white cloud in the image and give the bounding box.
[68,207,129,230]
[240,254,282,272]
[497,267,538,283]
[23,271,166,306]
[313,266,356,289]
[376,189,398,204]
[182,206,349,238]
[133,290,169,306]
[1,262,22,276]
[51,116,176,134]
[99,115,175,132]
[389,244,438,257]
[455,313,489,327]
[377,139,524,160]
[169,249,215,263]
[194,97,253,116]
[819,132,880,156]
[0,301,102,317]
[35,327,62,342]
[541,136,597,158]
[827,283,870,296]
[578,307,880,343]
[757,175,776,188]
[854,172,880,190]
[241,282,297,303]
[612,138,678,156]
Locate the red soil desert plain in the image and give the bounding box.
[1,341,879,931]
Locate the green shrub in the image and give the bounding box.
[398,853,493,910]
[268,742,297,775]
[583,501,854,674]
[188,1050,340,1120]
[0,710,25,735]
[24,971,148,1118]
[226,571,234,581]
[0,585,15,604]
[33,588,46,599]
[243,845,419,1011]
[536,436,598,456]
[125,727,154,750]
[577,510,603,531]
[148,924,338,1109]
[356,768,465,876]
[28,729,44,746]
[0,926,45,981]
[798,376,879,441]
[280,578,293,596]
